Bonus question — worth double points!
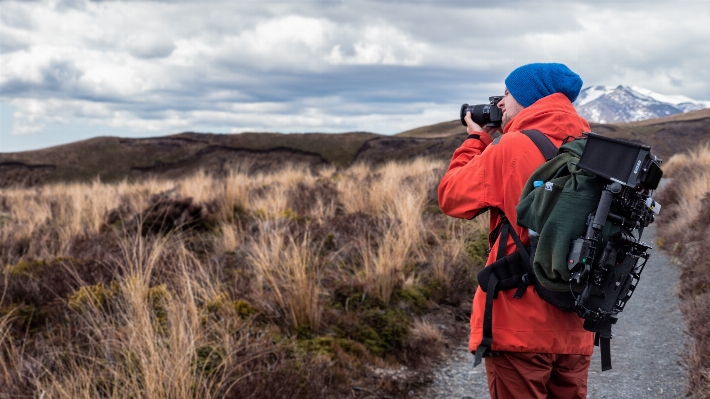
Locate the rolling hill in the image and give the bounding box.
[1,108,709,187]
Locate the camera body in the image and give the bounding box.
[460,96,503,127]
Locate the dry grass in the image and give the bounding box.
[656,142,710,398]
[246,225,324,332]
[0,157,488,398]
[409,319,445,345]
[431,217,487,290]
[662,142,710,178]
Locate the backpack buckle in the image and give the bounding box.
[513,273,531,299]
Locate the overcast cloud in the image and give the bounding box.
[1,0,709,152]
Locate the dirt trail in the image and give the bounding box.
[416,216,686,398]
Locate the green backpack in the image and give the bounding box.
[516,137,618,308]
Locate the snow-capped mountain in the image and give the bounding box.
[574,85,710,123]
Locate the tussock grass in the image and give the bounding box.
[656,141,710,398]
[246,225,323,332]
[662,142,710,178]
[0,157,488,398]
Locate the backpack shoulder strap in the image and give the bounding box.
[521,130,558,161]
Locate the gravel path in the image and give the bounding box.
[416,219,686,398]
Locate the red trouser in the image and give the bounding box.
[485,352,590,399]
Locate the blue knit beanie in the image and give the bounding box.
[504,63,583,107]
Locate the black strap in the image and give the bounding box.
[496,218,510,260]
[474,273,499,367]
[594,325,613,371]
[600,337,611,371]
[513,273,530,299]
[467,134,481,141]
[493,212,529,264]
[521,130,558,161]
[509,223,530,264]
[497,218,529,299]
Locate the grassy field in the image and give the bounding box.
[0,158,488,398]
[655,142,710,397]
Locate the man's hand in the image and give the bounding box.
[464,111,500,141]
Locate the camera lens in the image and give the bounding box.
[460,102,503,127]
[472,104,492,126]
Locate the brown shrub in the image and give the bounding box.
[0,234,31,265]
[689,194,710,236]
[287,181,340,217]
[2,258,114,309]
[398,319,447,368]
[655,166,699,224]
[219,348,345,399]
[0,256,115,335]
[655,149,710,397]
[104,195,136,227]
[680,292,710,397]
[67,230,124,263]
[437,255,479,307]
[319,211,382,249]
[137,194,219,235]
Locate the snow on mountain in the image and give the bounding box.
[574,85,710,123]
[575,86,617,107]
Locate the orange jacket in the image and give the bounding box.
[438,93,595,355]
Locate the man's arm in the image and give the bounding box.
[438,112,503,219]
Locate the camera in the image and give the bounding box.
[460,96,503,127]
[566,133,663,334]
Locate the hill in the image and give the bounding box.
[0,129,468,187]
[1,108,709,187]
[396,120,465,138]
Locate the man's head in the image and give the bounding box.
[499,63,583,127]
[499,88,524,129]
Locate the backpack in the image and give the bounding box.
[474,131,661,371]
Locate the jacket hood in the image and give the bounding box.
[503,93,590,141]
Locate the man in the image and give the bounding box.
[438,63,595,398]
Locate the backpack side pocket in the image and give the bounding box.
[516,176,569,234]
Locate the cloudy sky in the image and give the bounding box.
[1,0,709,152]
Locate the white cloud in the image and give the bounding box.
[128,35,176,59]
[241,15,330,52]
[326,25,428,66]
[1,0,710,150]
[10,98,73,135]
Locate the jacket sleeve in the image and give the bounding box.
[438,134,507,219]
